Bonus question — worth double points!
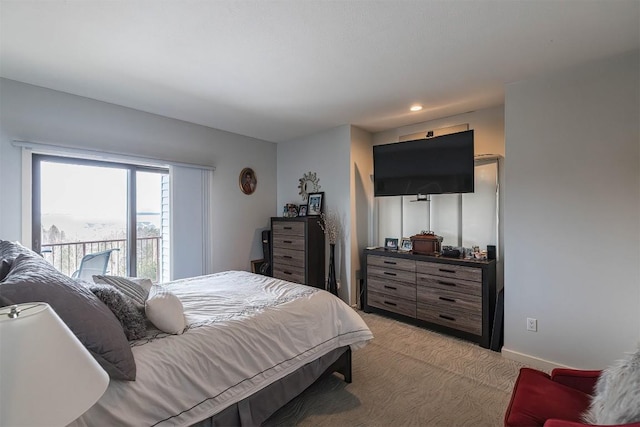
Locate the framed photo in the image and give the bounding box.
[400,238,413,252]
[298,204,308,217]
[283,203,298,218]
[239,167,257,195]
[307,192,324,216]
[384,238,399,250]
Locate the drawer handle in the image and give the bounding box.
[383,272,397,277]
[438,281,457,287]
[283,271,292,275]
[384,285,397,290]
[283,240,293,244]
[383,301,397,307]
[284,226,293,230]
[283,255,292,259]
[383,261,397,265]
[439,268,456,274]
[439,297,456,303]
[439,314,456,321]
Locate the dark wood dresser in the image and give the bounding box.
[271,217,325,289]
[363,248,496,348]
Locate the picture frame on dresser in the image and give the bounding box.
[283,203,298,217]
[384,238,398,250]
[307,192,324,216]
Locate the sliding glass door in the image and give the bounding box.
[32,155,169,282]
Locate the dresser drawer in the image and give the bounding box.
[417,285,481,315]
[368,290,416,318]
[273,264,305,284]
[416,261,482,283]
[367,265,415,285]
[416,274,482,297]
[368,255,415,272]
[272,235,305,251]
[272,221,305,237]
[368,276,416,302]
[273,246,304,268]
[417,303,481,335]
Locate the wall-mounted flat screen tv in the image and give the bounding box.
[373,129,474,197]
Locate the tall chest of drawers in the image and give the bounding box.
[271,217,325,289]
[364,249,496,348]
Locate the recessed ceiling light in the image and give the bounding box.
[410,105,423,112]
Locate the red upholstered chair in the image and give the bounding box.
[504,367,640,427]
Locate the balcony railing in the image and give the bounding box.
[42,237,162,283]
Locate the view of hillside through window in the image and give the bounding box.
[39,160,166,281]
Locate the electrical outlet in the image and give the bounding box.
[527,318,537,332]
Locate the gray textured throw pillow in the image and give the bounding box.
[0,240,35,261]
[0,253,137,381]
[583,346,640,424]
[87,283,147,341]
[93,275,149,310]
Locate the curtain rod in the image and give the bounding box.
[12,139,215,172]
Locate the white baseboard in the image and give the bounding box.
[502,347,575,372]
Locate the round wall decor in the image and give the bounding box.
[239,168,257,195]
[298,171,320,201]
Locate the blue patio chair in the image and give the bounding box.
[71,248,120,281]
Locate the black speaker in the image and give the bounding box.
[260,230,272,276]
[487,245,496,260]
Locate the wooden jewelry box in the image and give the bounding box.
[410,232,443,255]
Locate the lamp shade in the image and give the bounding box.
[0,303,109,426]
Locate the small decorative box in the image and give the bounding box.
[410,232,443,256]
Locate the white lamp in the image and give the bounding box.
[0,303,109,426]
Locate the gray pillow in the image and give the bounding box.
[87,283,147,341]
[0,259,11,281]
[0,240,35,261]
[0,293,14,307]
[0,253,137,381]
[93,275,149,310]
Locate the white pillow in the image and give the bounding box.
[145,285,186,335]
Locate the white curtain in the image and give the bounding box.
[170,166,214,280]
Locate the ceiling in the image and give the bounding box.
[1,1,638,143]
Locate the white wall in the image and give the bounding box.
[503,51,639,369]
[0,78,277,273]
[350,125,374,306]
[373,106,505,157]
[277,125,352,301]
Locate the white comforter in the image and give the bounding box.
[70,271,373,426]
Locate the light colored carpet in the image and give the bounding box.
[264,311,525,427]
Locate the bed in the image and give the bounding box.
[0,240,372,426]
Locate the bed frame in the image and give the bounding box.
[193,346,352,426]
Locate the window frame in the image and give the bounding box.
[32,154,168,278]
